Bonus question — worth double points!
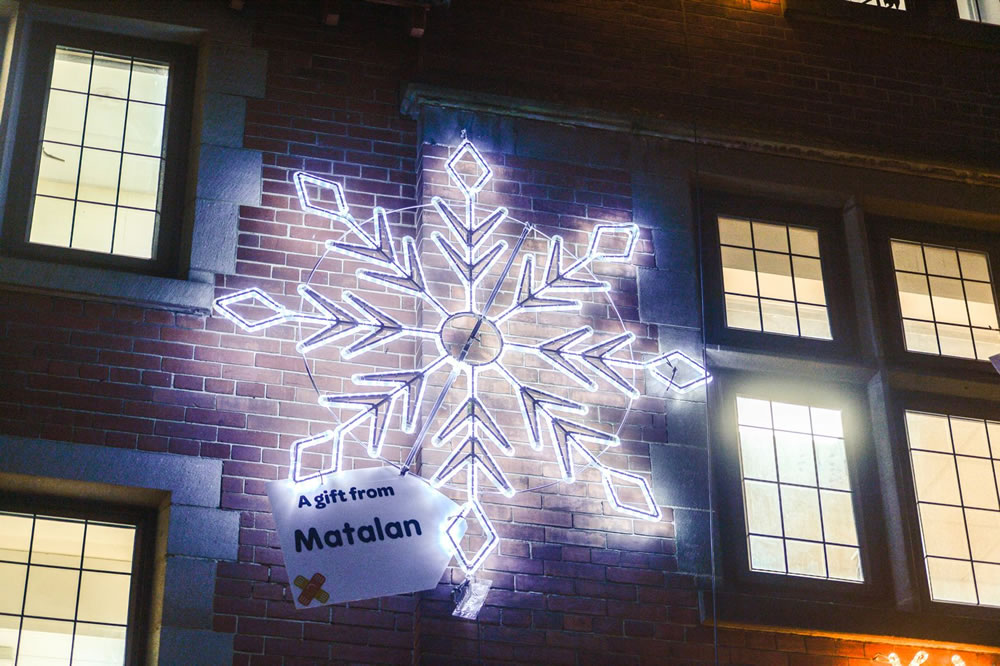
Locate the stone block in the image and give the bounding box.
[201,93,247,148]
[158,627,233,666]
[650,443,709,510]
[188,199,239,275]
[674,508,714,576]
[196,145,261,205]
[637,267,700,327]
[167,505,240,560]
[162,557,216,629]
[203,41,267,98]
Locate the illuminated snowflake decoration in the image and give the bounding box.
[214,140,711,575]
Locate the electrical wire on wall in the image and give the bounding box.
[677,0,721,663]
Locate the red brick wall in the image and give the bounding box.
[2,1,1000,664]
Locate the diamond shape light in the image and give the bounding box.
[602,467,661,520]
[650,351,711,393]
[214,287,290,332]
[443,498,498,574]
[586,223,639,262]
[445,139,492,198]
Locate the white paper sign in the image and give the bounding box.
[267,466,463,608]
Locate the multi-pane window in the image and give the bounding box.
[736,396,863,582]
[718,216,832,340]
[889,240,1000,361]
[905,411,1000,607]
[29,45,169,259]
[0,511,136,665]
[957,0,1000,24]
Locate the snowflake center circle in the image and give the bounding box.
[440,312,503,366]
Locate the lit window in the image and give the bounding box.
[890,240,1000,361]
[718,216,832,340]
[0,511,136,665]
[30,46,169,259]
[956,0,1000,24]
[905,411,1000,607]
[736,396,863,582]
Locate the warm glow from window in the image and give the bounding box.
[0,511,135,665]
[905,410,1000,608]
[736,396,863,582]
[718,216,832,340]
[956,0,1000,24]
[890,240,1000,361]
[29,46,169,259]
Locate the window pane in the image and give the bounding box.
[906,412,952,452]
[786,539,825,578]
[112,208,157,259]
[919,504,969,559]
[973,329,1000,361]
[737,397,773,429]
[78,148,121,205]
[71,623,127,666]
[118,154,161,210]
[28,196,75,248]
[71,202,115,254]
[821,490,858,546]
[975,563,1000,607]
[788,227,819,257]
[0,614,19,666]
[748,535,785,573]
[815,436,851,490]
[0,513,33,562]
[24,566,79,619]
[43,90,87,145]
[960,250,990,281]
[965,281,999,329]
[911,451,961,504]
[744,480,782,536]
[924,245,961,277]
[772,402,811,434]
[781,485,822,541]
[129,60,169,105]
[895,272,933,320]
[0,562,27,614]
[721,246,757,295]
[929,277,970,325]
[17,618,73,666]
[752,221,788,253]
[891,240,924,273]
[797,303,832,340]
[951,417,989,457]
[926,558,977,604]
[83,524,134,573]
[738,426,777,482]
[30,518,83,568]
[902,319,939,355]
[89,53,131,99]
[78,571,130,625]
[826,545,863,581]
[967,509,1000,562]
[51,47,92,93]
[83,96,126,151]
[755,251,793,300]
[724,294,761,332]
[36,142,81,199]
[957,457,999,510]
[937,323,975,359]
[719,216,752,247]
[124,102,165,157]
[760,299,798,336]
[775,431,816,486]
[792,256,825,304]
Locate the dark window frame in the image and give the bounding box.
[868,215,1000,378]
[699,191,860,360]
[1,21,195,278]
[0,492,157,665]
[888,390,1000,623]
[710,369,892,607]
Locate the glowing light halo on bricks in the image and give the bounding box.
[214,139,711,575]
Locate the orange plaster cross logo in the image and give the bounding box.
[293,572,329,606]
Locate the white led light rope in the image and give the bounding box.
[213,139,710,574]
